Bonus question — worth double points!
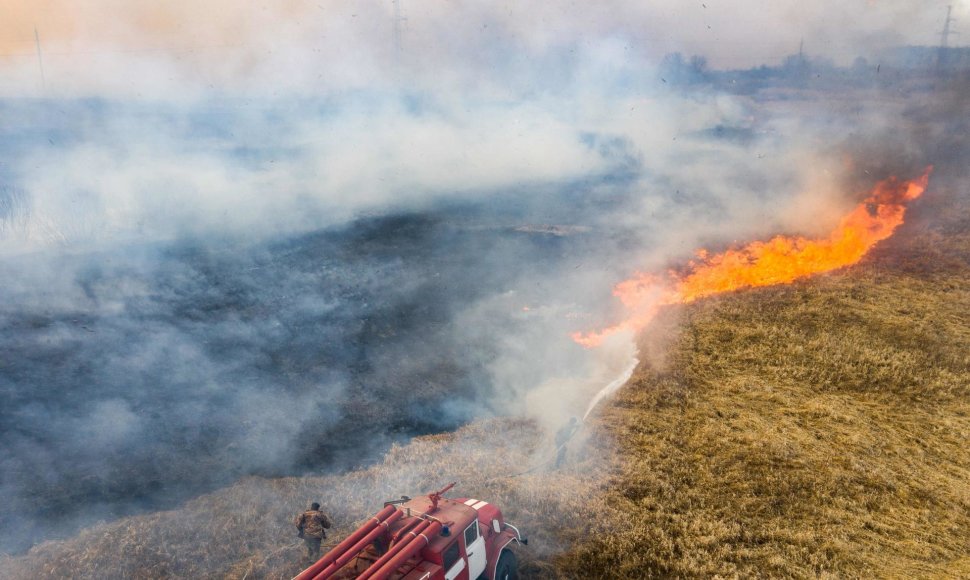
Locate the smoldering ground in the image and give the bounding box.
[0,0,957,558]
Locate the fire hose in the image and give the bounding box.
[480,419,586,484]
[485,357,637,483]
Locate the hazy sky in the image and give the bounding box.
[0,0,964,97]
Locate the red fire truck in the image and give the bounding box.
[294,483,526,580]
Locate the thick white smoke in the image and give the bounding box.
[0,0,952,555]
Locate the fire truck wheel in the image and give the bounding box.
[495,550,518,580]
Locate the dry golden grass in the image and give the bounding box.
[554,211,970,578]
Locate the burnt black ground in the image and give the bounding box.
[0,98,641,553]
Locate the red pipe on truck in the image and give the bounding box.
[388,517,422,545]
[367,520,443,580]
[355,519,433,580]
[312,509,405,580]
[294,505,398,580]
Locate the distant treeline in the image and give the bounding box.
[660,45,970,93]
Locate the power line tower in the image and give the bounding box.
[392,0,407,54]
[34,26,46,91]
[937,5,958,71]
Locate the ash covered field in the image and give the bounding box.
[1,1,968,575]
[0,106,639,552]
[0,93,663,552]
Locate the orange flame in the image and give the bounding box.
[573,167,932,348]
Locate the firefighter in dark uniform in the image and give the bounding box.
[295,502,332,561]
[555,416,580,468]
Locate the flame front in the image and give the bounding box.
[573,168,932,348]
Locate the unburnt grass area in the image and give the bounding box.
[555,198,970,577]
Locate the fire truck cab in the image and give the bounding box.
[294,484,525,580]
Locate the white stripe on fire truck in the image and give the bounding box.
[471,500,489,510]
[464,499,478,506]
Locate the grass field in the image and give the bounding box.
[559,270,970,577]
[4,175,968,578]
[552,183,970,578]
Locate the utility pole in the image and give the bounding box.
[34,26,46,91]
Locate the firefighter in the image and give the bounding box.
[554,416,580,468]
[295,502,332,561]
